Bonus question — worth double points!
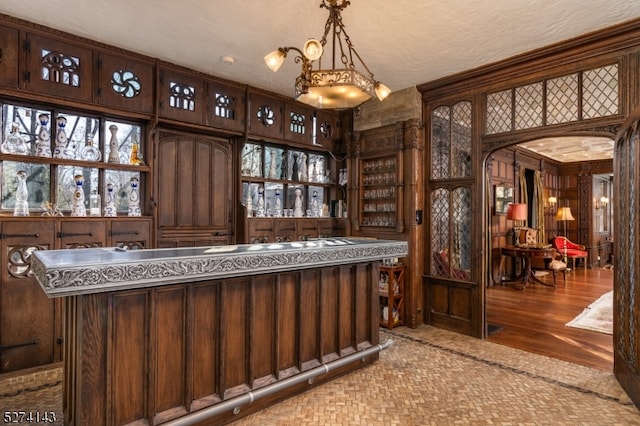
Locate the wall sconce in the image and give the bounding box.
[546,196,557,212]
[596,196,609,209]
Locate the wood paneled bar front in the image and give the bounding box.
[31,238,407,425]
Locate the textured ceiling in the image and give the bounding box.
[1,0,636,161]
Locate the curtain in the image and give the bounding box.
[518,167,528,226]
[534,171,545,243]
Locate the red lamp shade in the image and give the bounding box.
[506,203,527,221]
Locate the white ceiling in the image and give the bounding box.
[1,0,635,161]
[517,136,614,162]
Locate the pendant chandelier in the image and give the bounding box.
[264,0,391,109]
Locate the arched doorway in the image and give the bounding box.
[483,135,614,372]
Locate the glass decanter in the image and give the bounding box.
[13,170,30,216]
[2,122,29,155]
[80,136,101,162]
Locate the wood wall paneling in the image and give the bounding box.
[277,272,298,377]
[284,102,314,145]
[110,291,147,425]
[320,267,339,362]
[153,286,188,423]
[250,274,277,386]
[191,281,220,411]
[0,25,19,88]
[221,277,249,399]
[207,80,246,132]
[158,66,206,125]
[338,266,355,355]
[96,51,155,115]
[299,269,320,370]
[24,33,93,102]
[248,92,284,140]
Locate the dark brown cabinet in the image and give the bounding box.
[156,131,233,248]
[0,220,58,373]
[24,33,93,103]
[0,25,19,89]
[159,66,206,124]
[96,51,155,115]
[0,217,152,374]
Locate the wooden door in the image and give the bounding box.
[613,108,640,407]
[156,131,233,247]
[0,220,60,373]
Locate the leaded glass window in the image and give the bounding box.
[430,187,471,280]
[514,82,543,130]
[486,63,619,134]
[583,64,619,119]
[486,90,512,135]
[431,102,471,179]
[431,106,450,179]
[546,74,579,124]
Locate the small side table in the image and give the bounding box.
[379,264,405,329]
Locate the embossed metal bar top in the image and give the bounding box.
[32,238,408,297]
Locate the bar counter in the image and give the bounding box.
[32,238,407,425]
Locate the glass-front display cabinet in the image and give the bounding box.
[241,141,332,219]
[0,101,148,216]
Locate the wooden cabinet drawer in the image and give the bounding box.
[109,219,151,249]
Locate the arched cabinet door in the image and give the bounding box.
[155,131,233,247]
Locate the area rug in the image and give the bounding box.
[566,291,613,335]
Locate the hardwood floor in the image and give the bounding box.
[486,265,614,372]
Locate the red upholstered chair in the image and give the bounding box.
[553,236,588,270]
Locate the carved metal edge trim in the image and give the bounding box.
[32,242,408,297]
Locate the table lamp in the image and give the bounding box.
[506,203,528,245]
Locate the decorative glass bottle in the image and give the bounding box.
[256,187,265,217]
[35,113,52,157]
[108,124,120,163]
[274,189,282,217]
[128,177,141,216]
[311,190,319,217]
[293,188,303,217]
[2,122,29,155]
[268,148,277,178]
[246,191,253,217]
[280,150,288,179]
[129,135,144,165]
[71,175,87,217]
[90,189,101,217]
[104,183,117,217]
[79,136,101,162]
[53,116,69,159]
[13,170,30,216]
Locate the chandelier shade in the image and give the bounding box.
[264,0,390,109]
